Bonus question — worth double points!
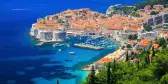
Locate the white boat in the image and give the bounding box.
[36,42,44,46]
[59,44,65,46]
[67,44,70,47]
[53,43,65,47]
[58,49,62,52]
[69,52,75,55]
[53,43,59,47]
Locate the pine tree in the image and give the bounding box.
[145,51,150,65]
[112,59,116,73]
[144,47,146,51]
[152,46,155,57]
[88,65,96,84]
[126,50,129,62]
[137,58,140,71]
[56,79,59,84]
[107,62,111,84]
[147,51,151,64]
[111,59,116,84]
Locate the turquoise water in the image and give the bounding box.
[1,35,119,84]
[0,0,144,84]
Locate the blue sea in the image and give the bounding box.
[0,0,143,84]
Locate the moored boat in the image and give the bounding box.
[53,43,59,47]
[36,42,44,46]
[69,52,75,55]
[58,49,62,52]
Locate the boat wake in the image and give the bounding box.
[12,9,30,11]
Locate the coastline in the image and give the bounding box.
[82,47,126,71]
[80,47,125,83]
[27,0,162,83]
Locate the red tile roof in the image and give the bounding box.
[139,39,151,47]
[97,57,112,64]
[134,50,139,54]
[153,44,159,49]
[130,40,135,45]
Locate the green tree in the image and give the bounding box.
[126,50,129,62]
[107,63,111,84]
[88,65,96,84]
[155,55,168,79]
[131,12,140,17]
[128,34,138,40]
[83,48,168,84]
[158,38,167,48]
[128,35,133,40]
[150,11,158,15]
[127,44,132,48]
[152,46,155,57]
[144,25,152,32]
[137,58,140,70]
[145,51,150,65]
[133,34,138,40]
[56,79,59,84]
[137,69,155,82]
[112,59,116,73]
[160,74,168,84]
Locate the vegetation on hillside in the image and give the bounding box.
[134,0,168,9]
[82,47,168,84]
[107,6,136,16]
[150,11,159,15]
[158,38,167,48]
[82,1,168,84]
[144,25,152,32]
[128,34,138,40]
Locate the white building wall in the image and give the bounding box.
[141,31,157,40]
[30,23,36,36]
[53,31,66,41]
[44,32,53,41]
[36,29,42,39]
[40,32,45,41]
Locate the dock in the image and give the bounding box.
[74,43,103,50]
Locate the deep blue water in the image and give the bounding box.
[0,0,143,84]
